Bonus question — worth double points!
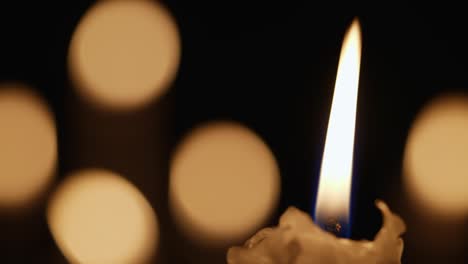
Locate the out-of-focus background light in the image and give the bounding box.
[47,169,159,264]
[0,83,57,209]
[69,0,180,110]
[169,121,280,246]
[404,95,468,218]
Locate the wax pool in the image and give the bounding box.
[227,201,405,264]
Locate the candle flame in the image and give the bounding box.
[314,18,362,234]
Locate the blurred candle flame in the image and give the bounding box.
[314,18,362,236]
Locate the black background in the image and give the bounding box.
[1,2,467,263]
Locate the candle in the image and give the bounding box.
[227,201,405,264]
[227,18,406,263]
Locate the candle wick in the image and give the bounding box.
[323,217,343,236]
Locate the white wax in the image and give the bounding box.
[227,201,405,264]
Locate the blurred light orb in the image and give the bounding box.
[404,95,468,217]
[69,0,180,110]
[170,121,280,246]
[47,169,158,263]
[0,84,57,209]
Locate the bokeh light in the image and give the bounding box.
[0,83,57,209]
[169,121,280,246]
[404,95,468,217]
[47,169,158,263]
[69,0,180,110]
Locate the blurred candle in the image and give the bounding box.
[0,84,57,209]
[227,18,406,263]
[47,169,159,264]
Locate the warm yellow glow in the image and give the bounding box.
[315,19,362,223]
[47,169,158,263]
[404,95,468,217]
[0,84,57,209]
[169,121,280,246]
[69,0,180,110]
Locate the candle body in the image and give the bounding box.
[227,201,405,264]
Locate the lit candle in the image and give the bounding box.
[227,18,406,264]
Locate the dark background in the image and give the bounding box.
[1,2,467,263]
